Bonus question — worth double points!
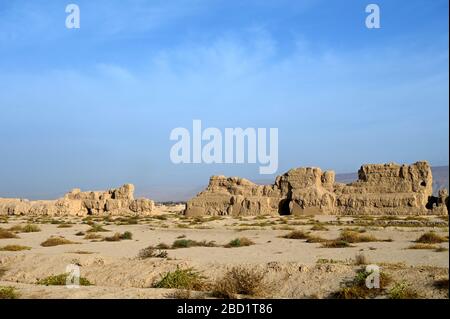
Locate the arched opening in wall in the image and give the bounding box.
[278,199,291,215]
[420,181,427,187]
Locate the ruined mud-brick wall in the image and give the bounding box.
[0,184,154,217]
[184,161,448,217]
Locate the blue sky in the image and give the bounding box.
[0,0,448,201]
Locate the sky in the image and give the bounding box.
[0,0,448,201]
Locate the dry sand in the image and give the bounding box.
[0,207,448,299]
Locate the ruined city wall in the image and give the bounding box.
[184,161,448,217]
[0,184,154,217]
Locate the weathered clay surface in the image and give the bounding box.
[185,161,448,216]
[0,184,154,216]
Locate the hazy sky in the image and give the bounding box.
[0,0,448,201]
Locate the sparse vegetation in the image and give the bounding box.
[389,282,420,299]
[0,286,20,299]
[87,224,109,233]
[310,223,329,231]
[213,266,267,298]
[0,245,31,251]
[415,232,447,244]
[0,228,18,239]
[153,267,206,290]
[37,273,92,286]
[333,268,391,299]
[321,240,352,248]
[281,230,310,240]
[104,231,133,241]
[84,233,103,240]
[57,224,73,228]
[224,237,254,248]
[40,236,78,247]
[339,230,379,243]
[9,224,41,233]
[138,246,168,259]
[408,243,438,250]
[171,239,217,249]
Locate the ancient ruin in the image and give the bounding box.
[0,184,154,217]
[184,161,449,216]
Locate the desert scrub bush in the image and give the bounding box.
[0,286,20,299]
[435,247,448,252]
[388,282,419,299]
[333,268,391,299]
[86,224,109,233]
[153,267,206,290]
[57,223,73,228]
[0,228,19,239]
[138,246,168,259]
[37,273,92,286]
[339,230,379,243]
[310,223,329,231]
[9,224,41,233]
[40,236,78,247]
[321,240,352,248]
[281,230,310,240]
[415,232,447,244]
[104,231,133,241]
[213,266,267,298]
[407,243,438,250]
[224,237,254,248]
[0,245,31,251]
[84,233,103,240]
[171,239,217,249]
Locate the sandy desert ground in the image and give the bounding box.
[0,204,448,299]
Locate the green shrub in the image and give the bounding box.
[37,273,92,286]
[224,237,254,248]
[153,267,205,290]
[389,282,419,299]
[0,286,19,299]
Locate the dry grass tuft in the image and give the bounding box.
[212,266,268,299]
[0,228,19,239]
[408,243,438,250]
[138,246,168,259]
[281,230,310,240]
[224,237,255,248]
[171,239,217,249]
[388,282,420,299]
[40,236,78,247]
[0,245,31,251]
[415,232,447,244]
